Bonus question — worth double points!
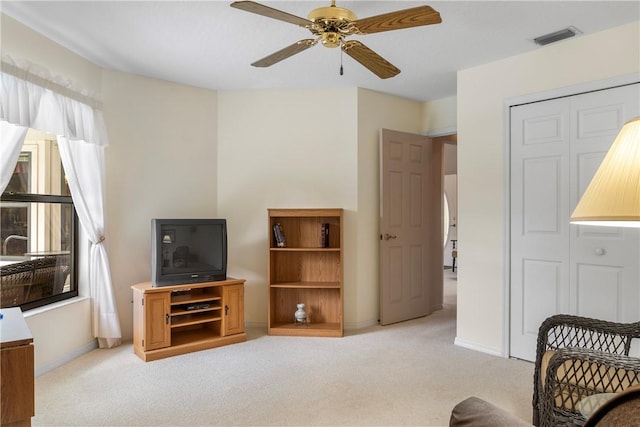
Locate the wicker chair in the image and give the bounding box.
[533,314,640,426]
[0,256,70,308]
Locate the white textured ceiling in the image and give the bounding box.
[2,1,639,101]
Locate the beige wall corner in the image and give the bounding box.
[421,96,457,134]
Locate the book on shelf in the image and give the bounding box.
[321,223,330,248]
[273,223,286,248]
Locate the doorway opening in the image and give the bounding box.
[431,133,457,307]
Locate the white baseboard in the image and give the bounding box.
[35,339,98,377]
[454,336,506,358]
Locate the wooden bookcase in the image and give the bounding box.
[268,208,343,337]
[131,278,246,361]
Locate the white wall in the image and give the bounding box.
[0,15,102,95]
[102,70,218,341]
[217,88,359,327]
[422,96,457,132]
[456,21,640,355]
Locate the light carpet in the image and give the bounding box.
[33,273,533,426]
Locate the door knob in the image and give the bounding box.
[383,233,397,240]
[594,248,605,256]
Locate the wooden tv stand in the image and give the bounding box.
[131,278,246,362]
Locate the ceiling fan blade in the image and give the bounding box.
[341,40,400,79]
[252,39,317,67]
[352,5,441,34]
[230,1,310,27]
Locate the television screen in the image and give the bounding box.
[151,219,227,287]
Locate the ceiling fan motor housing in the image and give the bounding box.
[308,4,357,48]
[307,5,357,22]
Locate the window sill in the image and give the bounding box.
[23,295,90,317]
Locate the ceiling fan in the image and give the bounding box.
[230,1,442,79]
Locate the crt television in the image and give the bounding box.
[151,218,227,287]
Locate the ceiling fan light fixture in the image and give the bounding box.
[534,26,581,46]
[321,32,342,48]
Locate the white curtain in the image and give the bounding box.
[1,58,122,348]
[0,121,28,191]
[58,138,121,348]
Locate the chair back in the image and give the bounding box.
[1,256,71,308]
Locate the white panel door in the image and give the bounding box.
[569,86,640,325]
[510,98,572,360]
[510,83,640,361]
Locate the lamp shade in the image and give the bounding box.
[570,116,640,227]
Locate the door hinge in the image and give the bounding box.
[142,339,144,347]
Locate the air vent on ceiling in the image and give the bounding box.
[534,26,582,46]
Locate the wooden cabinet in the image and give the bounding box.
[223,284,244,336]
[1,308,34,427]
[131,278,246,361]
[268,208,343,337]
[142,292,171,351]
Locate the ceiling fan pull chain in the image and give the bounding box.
[340,48,344,76]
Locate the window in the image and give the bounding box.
[0,130,78,310]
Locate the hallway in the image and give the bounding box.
[444,267,457,307]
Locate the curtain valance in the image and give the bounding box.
[1,57,109,147]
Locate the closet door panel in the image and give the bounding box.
[576,264,623,321]
[522,259,563,335]
[523,156,563,233]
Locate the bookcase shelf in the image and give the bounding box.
[268,208,343,337]
[269,322,342,337]
[270,281,341,289]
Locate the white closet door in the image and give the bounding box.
[510,98,572,361]
[569,86,640,324]
[510,83,639,361]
